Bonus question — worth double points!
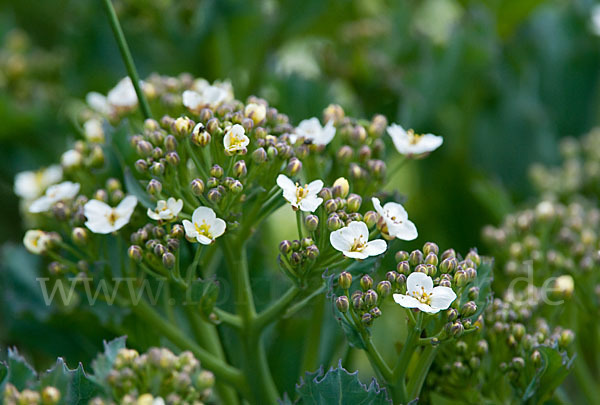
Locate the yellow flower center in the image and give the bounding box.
[295,183,310,201]
[195,220,213,239]
[407,129,424,145]
[228,133,245,149]
[107,210,119,226]
[350,237,366,252]
[410,286,432,305]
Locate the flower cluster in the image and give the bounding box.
[89,347,214,405]
[3,385,61,405]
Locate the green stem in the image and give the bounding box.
[573,355,600,403]
[392,312,423,403]
[129,298,248,396]
[296,210,304,239]
[213,307,243,329]
[300,294,325,373]
[254,285,301,331]
[406,344,439,401]
[364,335,393,383]
[184,307,240,405]
[100,0,152,119]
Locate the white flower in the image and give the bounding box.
[372,197,418,241]
[83,118,105,143]
[14,165,62,200]
[147,198,183,221]
[387,123,443,155]
[592,5,600,36]
[107,77,140,109]
[223,124,250,154]
[84,195,138,234]
[61,150,83,169]
[330,221,387,259]
[393,272,457,314]
[182,207,226,245]
[294,118,336,146]
[29,181,80,213]
[86,91,111,115]
[182,82,232,111]
[276,174,323,212]
[23,230,51,255]
[244,103,267,124]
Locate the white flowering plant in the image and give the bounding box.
[6,7,575,404]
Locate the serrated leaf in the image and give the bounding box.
[190,278,220,318]
[90,336,127,387]
[0,361,8,393]
[294,362,391,404]
[66,363,103,405]
[522,345,574,403]
[40,358,71,397]
[6,348,36,390]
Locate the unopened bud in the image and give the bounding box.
[363,211,378,228]
[233,160,247,178]
[360,275,373,291]
[147,179,162,195]
[409,250,423,266]
[190,179,205,195]
[41,386,61,404]
[336,296,350,313]
[461,301,477,317]
[252,147,267,163]
[162,252,176,269]
[339,272,352,290]
[71,227,88,245]
[128,245,142,262]
[346,194,362,213]
[327,214,343,231]
[376,281,392,298]
[332,177,350,198]
[305,215,319,231]
[279,240,292,254]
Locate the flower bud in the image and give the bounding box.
[360,275,373,291]
[41,386,61,404]
[346,194,362,213]
[361,312,373,326]
[447,308,458,322]
[135,159,148,173]
[233,160,247,178]
[323,104,344,124]
[559,329,575,348]
[409,250,423,266]
[286,158,302,176]
[425,252,438,266]
[395,250,409,262]
[306,245,319,260]
[465,267,477,280]
[154,243,166,257]
[327,214,343,231]
[454,270,467,287]
[440,257,457,273]
[149,161,164,176]
[339,272,352,290]
[423,242,439,256]
[335,296,350,313]
[252,147,267,163]
[305,215,319,231]
[207,188,222,203]
[451,322,465,337]
[461,301,477,317]
[386,271,398,284]
[441,248,456,260]
[190,178,205,195]
[358,145,371,162]
[468,286,479,300]
[147,179,162,196]
[325,199,338,213]
[136,140,153,157]
[166,151,180,166]
[164,134,178,151]
[162,252,176,269]
[337,145,354,163]
[531,350,542,367]
[279,240,292,254]
[397,261,410,275]
[332,177,350,198]
[210,164,224,178]
[364,289,378,307]
[376,281,392,298]
[128,245,142,263]
[173,116,194,137]
[363,211,378,228]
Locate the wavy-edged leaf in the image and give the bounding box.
[293,361,391,404]
[460,257,494,321]
[6,348,36,390]
[522,345,574,403]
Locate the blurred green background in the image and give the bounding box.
[2,0,600,378]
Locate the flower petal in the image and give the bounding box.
[362,239,387,257]
[393,294,421,309]
[182,220,197,238]
[306,179,324,194]
[430,286,457,311]
[406,272,434,296]
[276,174,295,191]
[192,206,216,224]
[29,196,52,213]
[330,228,353,252]
[299,196,323,212]
[342,250,368,259]
[347,221,369,240]
[210,218,227,238]
[388,219,418,241]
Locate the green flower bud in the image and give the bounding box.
[559,329,575,348]
[386,271,398,284]
[339,272,352,290]
[173,116,194,137]
[154,243,166,257]
[279,240,292,254]
[447,308,458,322]
[166,151,180,166]
[207,188,222,203]
[512,357,525,370]
[415,264,428,274]
[41,386,61,405]
[147,179,162,196]
[148,130,165,146]
[192,126,211,146]
[439,279,451,288]
[250,147,266,164]
[197,370,215,390]
[360,275,373,291]
[128,245,142,263]
[144,118,160,131]
[465,267,477,280]
[350,125,367,145]
[363,211,378,228]
[441,248,456,260]
[48,261,66,276]
[233,160,247,178]
[454,270,467,287]
[327,214,343,231]
[394,250,409,262]
[451,322,465,337]
[358,145,371,163]
[290,252,302,265]
[135,159,148,173]
[306,245,320,260]
[396,273,407,287]
[461,301,477,317]
[136,140,153,157]
[207,176,219,189]
[229,180,243,193]
[162,252,176,269]
[291,240,301,251]
[364,289,378,307]
[346,194,362,213]
[164,134,178,151]
[361,312,373,326]
[466,249,481,266]
[336,296,350,313]
[440,257,457,273]
[376,281,392,298]
[531,350,542,367]
[71,227,88,245]
[190,179,205,195]
[423,242,439,256]
[337,145,354,163]
[468,286,479,300]
[409,250,424,266]
[352,295,364,311]
[305,215,319,232]
[370,307,382,318]
[286,158,302,176]
[323,103,344,124]
[210,164,224,178]
[425,252,438,266]
[325,199,338,213]
[301,237,314,248]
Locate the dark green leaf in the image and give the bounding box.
[90,336,127,387]
[190,278,220,318]
[6,348,36,390]
[294,362,391,404]
[460,257,494,321]
[66,363,103,405]
[522,345,574,403]
[123,167,154,209]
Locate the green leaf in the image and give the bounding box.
[65,363,103,405]
[6,348,36,390]
[90,336,127,387]
[294,362,391,404]
[190,278,220,318]
[522,345,574,404]
[123,167,154,209]
[40,358,71,396]
[0,361,8,394]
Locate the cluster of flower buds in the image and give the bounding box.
[278,237,320,280]
[483,200,600,293]
[128,222,183,270]
[334,271,391,327]
[529,128,600,199]
[89,347,214,405]
[320,177,370,231]
[3,384,61,405]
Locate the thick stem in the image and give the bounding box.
[406,345,439,401]
[129,298,249,397]
[254,285,301,331]
[100,0,152,119]
[185,308,240,405]
[392,312,423,403]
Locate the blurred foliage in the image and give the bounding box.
[2,0,600,395]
